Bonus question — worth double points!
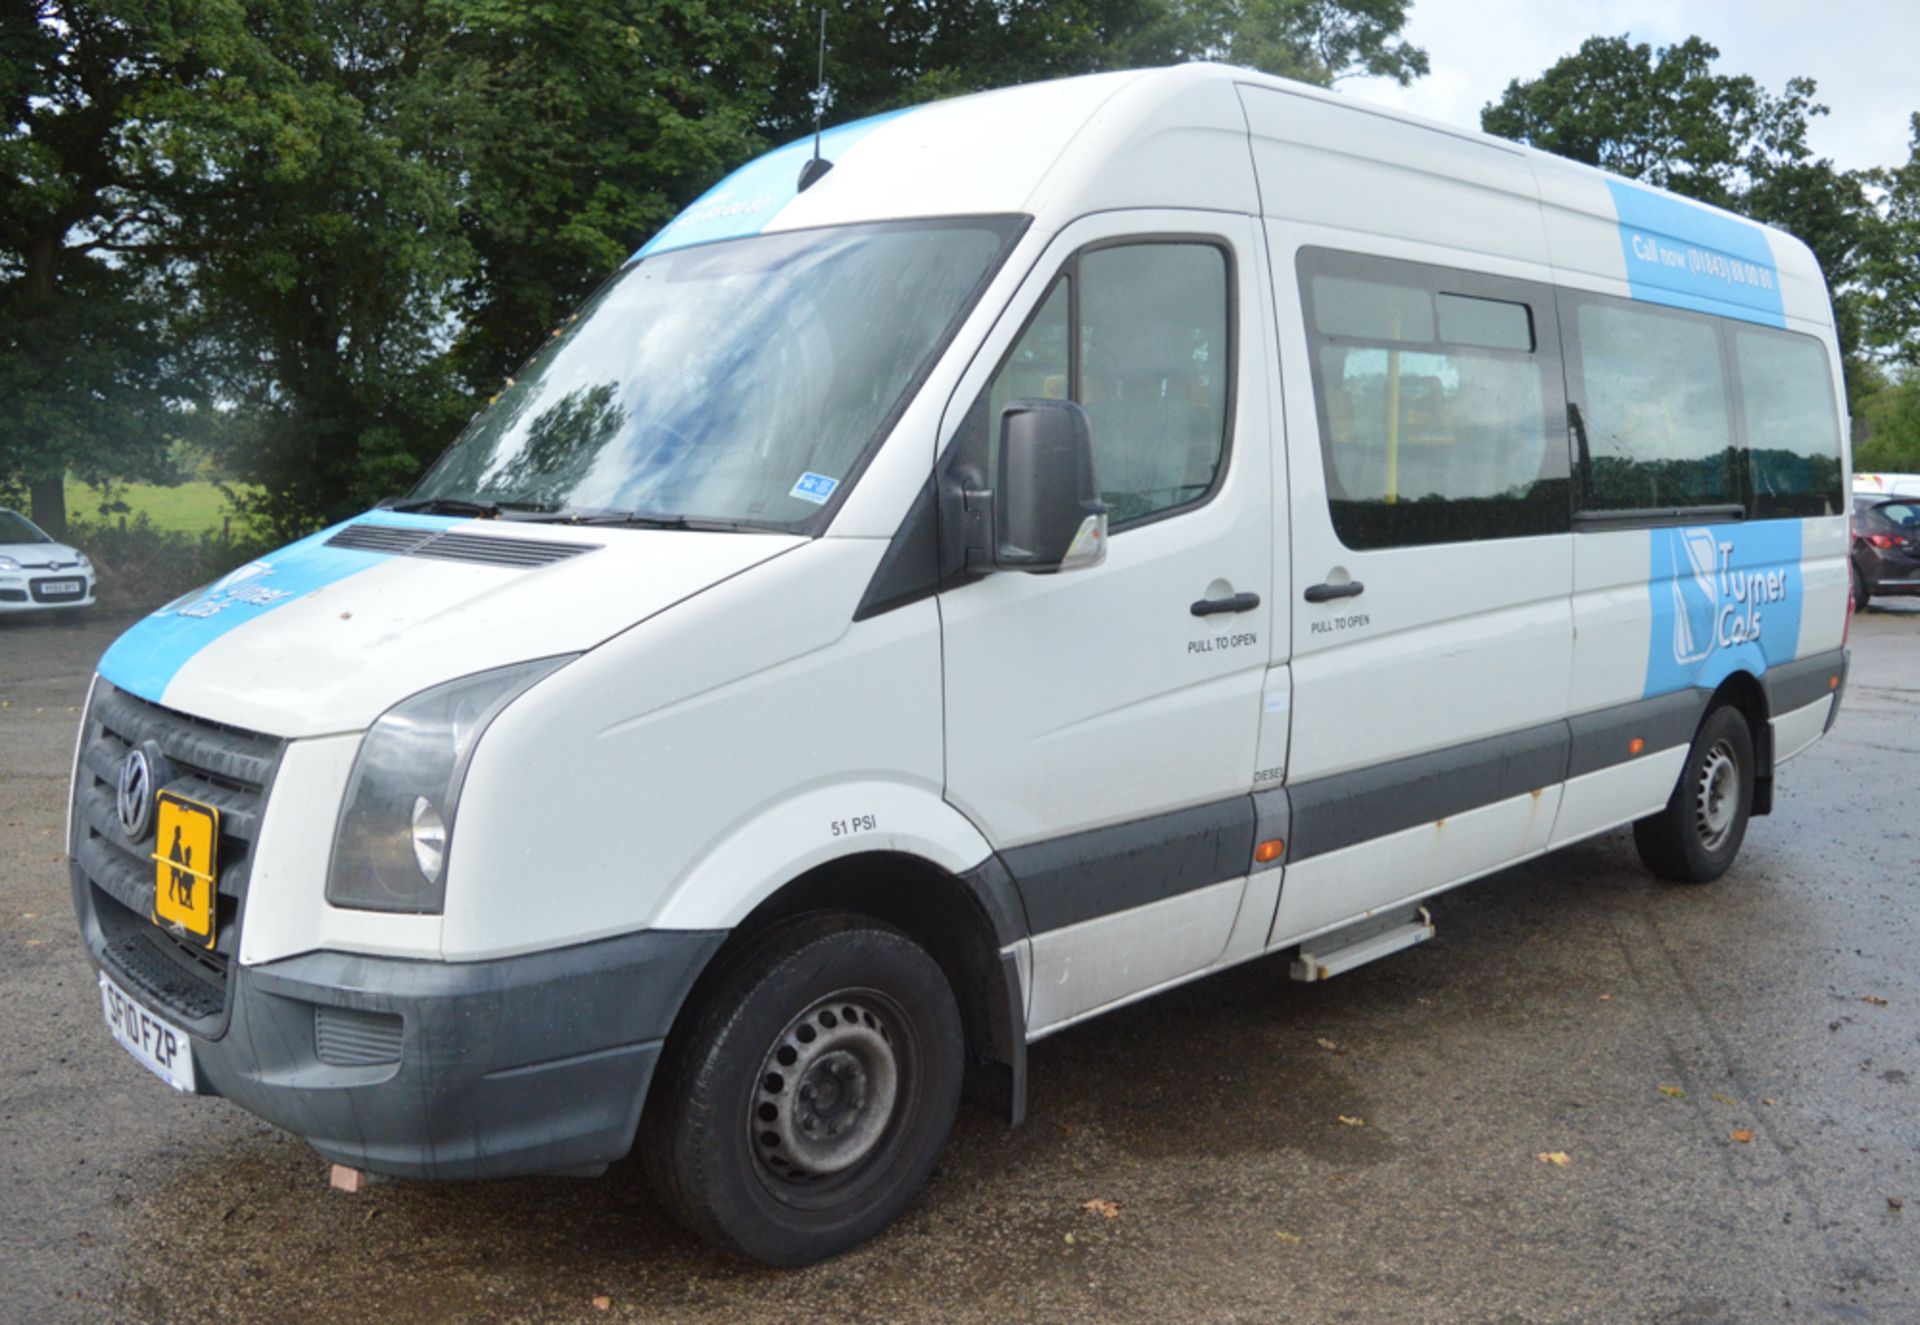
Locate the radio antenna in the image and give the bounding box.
[797,8,834,192]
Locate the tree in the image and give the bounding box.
[5,0,1428,535]
[0,2,216,535]
[757,0,1426,137]
[1481,35,1817,209]
[1858,114,1920,369]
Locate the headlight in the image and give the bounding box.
[326,656,575,913]
[0,556,18,571]
[76,553,91,568]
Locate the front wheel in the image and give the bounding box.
[1632,705,1755,883]
[1852,561,1871,612]
[641,913,964,1265]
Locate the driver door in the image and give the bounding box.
[937,212,1274,1032]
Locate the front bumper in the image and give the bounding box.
[0,571,94,611]
[87,922,724,1180]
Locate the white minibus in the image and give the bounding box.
[70,64,1851,1264]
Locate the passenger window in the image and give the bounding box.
[982,241,1233,529]
[1079,245,1231,524]
[1571,300,1737,512]
[1300,251,1567,550]
[988,277,1069,424]
[1734,328,1845,517]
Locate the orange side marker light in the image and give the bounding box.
[1628,737,1644,756]
[1255,839,1285,864]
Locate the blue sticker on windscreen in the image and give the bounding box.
[790,473,839,505]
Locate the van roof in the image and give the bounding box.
[634,63,1831,331]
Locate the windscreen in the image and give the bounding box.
[413,217,1021,530]
[0,511,49,543]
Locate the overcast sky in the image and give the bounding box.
[1342,0,1918,174]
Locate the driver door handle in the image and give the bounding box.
[1191,591,1261,617]
[1303,580,1365,603]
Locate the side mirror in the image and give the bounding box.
[992,399,1108,573]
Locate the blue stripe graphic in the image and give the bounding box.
[632,108,913,260]
[1607,180,1786,328]
[96,510,458,705]
[1644,519,1803,699]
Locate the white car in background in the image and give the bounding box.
[1854,472,1920,500]
[0,508,95,614]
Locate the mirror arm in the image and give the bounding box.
[960,483,996,572]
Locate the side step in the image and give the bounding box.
[1290,907,1434,982]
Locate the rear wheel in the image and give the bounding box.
[1852,561,1871,612]
[1632,705,1755,883]
[641,913,963,1265]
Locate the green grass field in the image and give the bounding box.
[64,479,261,536]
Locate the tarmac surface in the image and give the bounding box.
[1,602,1915,1323]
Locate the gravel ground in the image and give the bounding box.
[1,602,1915,1324]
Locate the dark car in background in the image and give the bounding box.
[1852,494,1920,609]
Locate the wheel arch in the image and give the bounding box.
[1707,669,1774,815]
[655,848,1031,1129]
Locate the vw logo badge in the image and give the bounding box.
[116,745,157,840]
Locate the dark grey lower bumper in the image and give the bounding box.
[186,930,723,1180]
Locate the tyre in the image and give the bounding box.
[1852,561,1870,612]
[641,913,964,1265]
[1632,705,1755,883]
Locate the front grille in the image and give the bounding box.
[73,682,283,1030]
[315,1005,404,1066]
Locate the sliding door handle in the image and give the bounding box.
[1191,591,1262,617]
[1303,580,1364,603]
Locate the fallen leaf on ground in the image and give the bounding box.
[1658,1085,1685,1099]
[1081,1198,1120,1219]
[1861,995,1889,1006]
[1536,1151,1572,1167]
[1064,1232,1076,1245]
[1316,1037,1341,1052]
[1731,1129,1754,1144]
[1274,1230,1303,1243]
[1763,1097,1778,1106]
[1890,1197,1905,1212]
[1337,1115,1365,1127]
[591,1296,611,1312]
[1598,993,1612,1002]
[1711,1093,1736,1106]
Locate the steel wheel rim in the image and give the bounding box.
[751,992,902,1186]
[1694,737,1741,852]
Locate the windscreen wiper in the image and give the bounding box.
[382,496,573,520]
[527,508,772,533]
[382,496,509,518]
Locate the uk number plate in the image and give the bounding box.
[38,579,81,594]
[99,970,196,1092]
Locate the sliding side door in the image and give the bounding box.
[1272,245,1576,946]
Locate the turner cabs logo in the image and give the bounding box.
[1647,521,1803,696]
[1669,528,1792,663]
[164,560,290,620]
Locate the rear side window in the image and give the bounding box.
[1735,328,1845,517]
[1299,249,1568,550]
[1569,300,1737,513]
